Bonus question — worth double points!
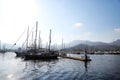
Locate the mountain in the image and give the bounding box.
[67,40,108,47]
[110,39,120,46]
[66,39,120,51]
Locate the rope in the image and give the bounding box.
[9,27,27,49]
[10,22,36,50]
[21,25,35,49]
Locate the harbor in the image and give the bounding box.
[0,52,120,80]
[0,0,120,80]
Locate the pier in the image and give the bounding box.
[62,56,91,61]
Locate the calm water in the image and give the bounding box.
[0,52,120,80]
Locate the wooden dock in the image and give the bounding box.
[63,56,91,61]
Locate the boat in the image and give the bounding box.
[63,49,91,61]
[0,50,6,53]
[24,22,59,60]
[15,49,27,57]
[25,51,58,60]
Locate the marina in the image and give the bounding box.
[0,52,120,80]
[0,0,120,80]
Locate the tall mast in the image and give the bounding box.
[46,42,48,49]
[48,29,51,52]
[26,26,29,49]
[34,21,38,52]
[38,30,41,49]
[61,38,63,50]
[31,31,34,47]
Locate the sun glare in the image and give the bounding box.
[0,0,38,44]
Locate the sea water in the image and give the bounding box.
[0,52,120,80]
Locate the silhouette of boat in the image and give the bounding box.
[25,51,58,60]
[15,49,27,57]
[14,22,59,59]
[24,22,59,60]
[0,50,6,53]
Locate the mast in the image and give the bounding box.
[38,30,41,49]
[31,31,34,48]
[46,42,48,49]
[48,29,51,52]
[61,38,63,50]
[26,26,29,49]
[34,21,38,52]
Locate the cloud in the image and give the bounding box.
[114,28,120,33]
[74,22,83,28]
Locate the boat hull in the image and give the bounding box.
[15,51,27,57]
[24,54,58,60]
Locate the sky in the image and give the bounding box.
[0,0,120,46]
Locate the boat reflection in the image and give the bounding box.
[84,61,88,72]
[22,59,58,73]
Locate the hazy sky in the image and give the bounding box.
[0,0,120,45]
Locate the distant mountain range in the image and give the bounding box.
[110,39,120,46]
[66,39,120,51]
[67,39,120,46]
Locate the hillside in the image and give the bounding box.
[66,39,120,51]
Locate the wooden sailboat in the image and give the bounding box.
[24,22,59,60]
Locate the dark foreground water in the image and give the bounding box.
[0,52,120,80]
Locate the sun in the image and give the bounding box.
[0,0,38,44]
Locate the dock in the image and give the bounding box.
[62,56,91,61]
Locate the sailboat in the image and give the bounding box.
[24,22,59,60]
